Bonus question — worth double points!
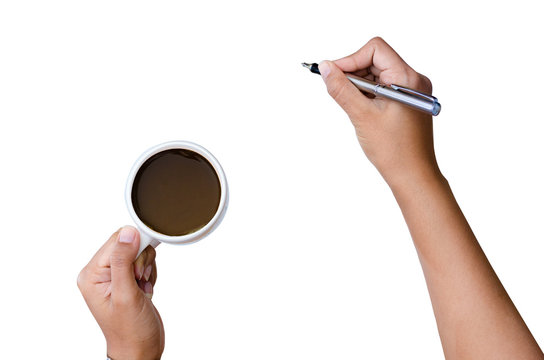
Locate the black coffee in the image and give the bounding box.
[131,149,221,236]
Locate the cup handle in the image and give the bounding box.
[137,230,161,257]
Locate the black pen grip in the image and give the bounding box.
[309,63,321,75]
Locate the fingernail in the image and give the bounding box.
[318,61,331,79]
[144,281,153,299]
[136,264,144,280]
[143,265,153,282]
[119,227,135,244]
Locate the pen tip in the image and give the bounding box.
[301,62,311,69]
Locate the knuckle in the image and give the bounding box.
[406,69,432,93]
[77,267,88,291]
[369,36,384,44]
[395,67,420,88]
[419,74,433,93]
[146,246,156,261]
[327,79,347,101]
[368,36,385,50]
[110,253,129,268]
[134,251,146,265]
[326,83,338,98]
[406,68,420,87]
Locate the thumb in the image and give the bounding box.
[319,60,371,117]
[110,226,141,302]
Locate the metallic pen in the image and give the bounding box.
[302,62,441,116]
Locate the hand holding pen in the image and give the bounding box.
[308,37,544,360]
[309,37,439,184]
[302,62,440,116]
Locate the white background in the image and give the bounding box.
[1,0,543,358]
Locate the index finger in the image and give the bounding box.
[334,37,408,74]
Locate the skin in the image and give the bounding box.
[319,37,544,359]
[78,37,543,359]
[77,226,164,360]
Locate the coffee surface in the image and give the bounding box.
[132,149,221,236]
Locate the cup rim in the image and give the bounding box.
[125,140,228,245]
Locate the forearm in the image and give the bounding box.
[388,167,543,359]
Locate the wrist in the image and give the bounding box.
[382,162,446,196]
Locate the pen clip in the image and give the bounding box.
[390,84,438,103]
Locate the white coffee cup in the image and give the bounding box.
[125,140,229,256]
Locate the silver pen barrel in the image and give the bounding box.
[346,74,441,116]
